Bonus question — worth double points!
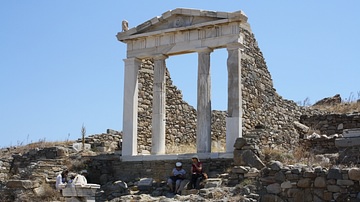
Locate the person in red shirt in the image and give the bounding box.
[190,155,203,189]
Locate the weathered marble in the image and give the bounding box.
[118,8,248,158]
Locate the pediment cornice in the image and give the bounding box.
[117,8,247,42]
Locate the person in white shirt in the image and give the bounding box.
[72,170,88,186]
[167,162,186,194]
[55,170,68,191]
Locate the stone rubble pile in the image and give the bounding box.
[77,129,122,153]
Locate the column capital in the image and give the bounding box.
[153,54,168,60]
[123,57,142,63]
[196,47,213,53]
[226,43,245,50]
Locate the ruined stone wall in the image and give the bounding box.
[231,161,360,201]
[231,137,360,202]
[137,61,228,153]
[86,155,233,184]
[3,145,360,201]
[300,113,360,135]
[137,60,198,152]
[239,27,318,151]
[301,137,338,155]
[135,25,320,153]
[0,156,11,195]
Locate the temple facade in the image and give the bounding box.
[117,8,249,157]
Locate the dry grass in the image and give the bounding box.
[166,143,196,154]
[0,183,62,202]
[0,139,74,159]
[239,178,254,187]
[311,101,360,114]
[262,147,295,164]
[307,92,360,114]
[33,183,62,201]
[261,146,334,168]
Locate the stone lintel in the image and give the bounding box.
[126,34,241,59]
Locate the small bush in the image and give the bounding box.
[262,147,294,164]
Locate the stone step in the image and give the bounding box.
[343,128,360,138]
[335,137,360,147]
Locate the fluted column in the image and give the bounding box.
[197,47,213,153]
[151,55,168,154]
[122,57,141,156]
[226,43,243,152]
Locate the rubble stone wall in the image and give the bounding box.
[3,140,360,201]
[232,163,360,202]
[301,137,338,155]
[300,113,360,135]
[86,155,233,184]
[232,136,360,201]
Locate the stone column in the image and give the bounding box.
[151,55,168,154]
[122,57,141,156]
[197,47,213,153]
[226,43,243,152]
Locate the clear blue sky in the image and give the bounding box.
[1,1,359,147]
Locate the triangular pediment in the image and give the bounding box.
[117,8,247,41]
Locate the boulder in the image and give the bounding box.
[233,149,265,169]
[348,168,360,181]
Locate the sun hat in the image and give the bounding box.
[192,155,200,162]
[175,162,182,167]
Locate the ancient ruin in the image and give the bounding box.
[117,8,248,157]
[0,8,359,202]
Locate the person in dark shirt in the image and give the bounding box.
[190,155,203,189]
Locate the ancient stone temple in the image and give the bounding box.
[117,8,248,157]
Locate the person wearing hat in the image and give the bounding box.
[167,162,186,194]
[191,155,203,189]
[72,170,88,186]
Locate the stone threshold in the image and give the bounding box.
[120,152,233,162]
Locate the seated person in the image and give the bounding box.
[190,155,204,189]
[72,170,88,186]
[167,162,186,194]
[66,173,76,187]
[55,169,68,191]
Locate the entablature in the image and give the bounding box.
[117,8,248,58]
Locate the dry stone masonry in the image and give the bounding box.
[130,11,321,155]
[1,8,359,202]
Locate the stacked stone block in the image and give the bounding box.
[258,165,360,201]
[300,113,360,136]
